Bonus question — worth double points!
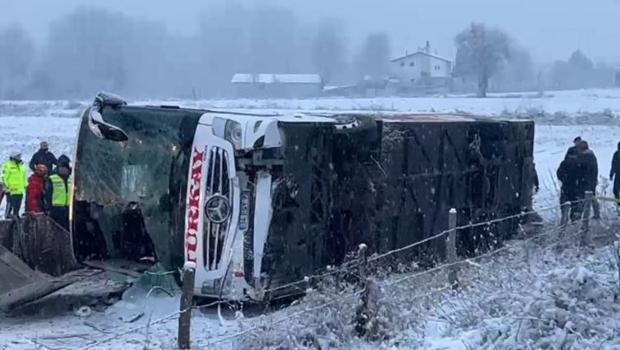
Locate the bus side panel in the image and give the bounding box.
[374,120,535,262]
[260,118,535,295]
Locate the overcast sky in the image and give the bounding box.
[4,0,620,63]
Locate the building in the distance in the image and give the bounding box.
[231,73,324,98]
[389,42,452,94]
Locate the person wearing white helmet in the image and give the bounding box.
[2,152,27,218]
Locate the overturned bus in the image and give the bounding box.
[73,93,535,301]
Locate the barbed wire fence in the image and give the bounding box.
[204,206,600,347]
[74,193,620,350]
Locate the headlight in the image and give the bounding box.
[224,120,243,149]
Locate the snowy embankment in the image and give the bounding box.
[3,88,620,123]
[215,221,620,350]
[165,89,620,124]
[1,90,620,349]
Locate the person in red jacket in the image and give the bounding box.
[26,164,49,214]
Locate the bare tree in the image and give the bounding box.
[197,3,317,97]
[311,19,347,84]
[0,24,35,99]
[550,50,604,90]
[41,6,172,99]
[247,6,301,74]
[550,60,572,90]
[569,50,594,71]
[454,23,511,97]
[198,2,251,97]
[355,33,391,81]
[14,3,357,99]
[492,44,534,92]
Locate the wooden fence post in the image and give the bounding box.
[354,243,381,339]
[615,241,620,297]
[357,243,368,281]
[581,192,593,247]
[518,224,533,273]
[447,208,459,289]
[560,201,570,235]
[178,262,196,350]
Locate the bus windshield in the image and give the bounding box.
[73,105,202,269]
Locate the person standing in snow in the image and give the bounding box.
[29,141,57,172]
[577,141,600,219]
[54,155,71,174]
[610,142,620,209]
[45,159,71,230]
[26,164,49,214]
[2,152,27,218]
[557,148,587,221]
[565,136,582,158]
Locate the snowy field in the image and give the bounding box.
[4,88,620,122]
[1,90,620,349]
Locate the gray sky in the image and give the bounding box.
[3,0,620,63]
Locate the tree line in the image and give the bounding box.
[0,4,393,100]
[454,23,615,97]
[0,4,615,100]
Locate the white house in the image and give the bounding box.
[390,42,452,90]
[231,73,324,98]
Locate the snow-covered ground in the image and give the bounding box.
[4,88,620,121]
[165,89,620,120]
[1,90,620,349]
[417,235,620,349]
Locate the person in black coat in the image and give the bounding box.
[557,148,587,221]
[610,142,620,208]
[577,141,600,218]
[565,136,582,159]
[29,141,58,172]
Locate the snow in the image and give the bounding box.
[1,89,620,349]
[391,50,452,64]
[415,231,620,350]
[154,89,620,119]
[5,88,620,121]
[533,125,620,214]
[231,73,323,84]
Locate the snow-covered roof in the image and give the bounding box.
[391,51,452,64]
[323,84,356,91]
[231,74,323,84]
